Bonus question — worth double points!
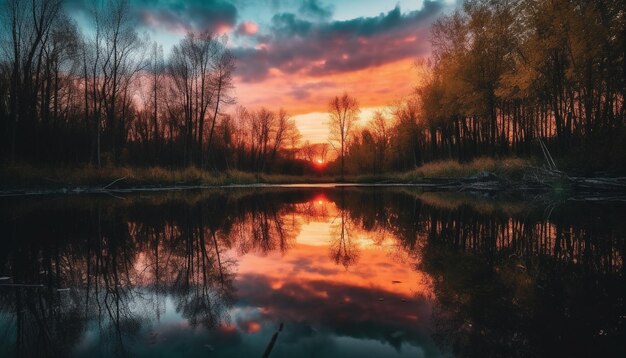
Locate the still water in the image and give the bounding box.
[0,188,624,357]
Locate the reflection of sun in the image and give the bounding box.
[313,194,328,206]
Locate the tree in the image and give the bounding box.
[81,0,144,167]
[206,46,235,168]
[168,32,233,168]
[270,108,289,161]
[428,0,624,169]
[285,117,302,160]
[369,110,394,173]
[148,42,165,155]
[328,92,360,179]
[2,0,64,162]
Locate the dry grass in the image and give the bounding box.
[357,157,531,183]
[0,164,338,189]
[1,158,531,190]
[0,164,237,188]
[403,157,530,180]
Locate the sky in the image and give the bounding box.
[68,0,458,143]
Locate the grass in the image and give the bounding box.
[356,157,531,183]
[0,164,338,190]
[1,157,532,190]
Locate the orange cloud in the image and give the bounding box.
[232,204,432,299]
[233,58,419,143]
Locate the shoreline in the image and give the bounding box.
[2,177,626,199]
[2,159,625,198]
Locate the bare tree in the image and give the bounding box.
[369,110,393,173]
[148,42,164,154]
[206,45,235,168]
[270,108,289,161]
[168,32,234,168]
[100,0,144,163]
[286,118,301,160]
[252,107,274,172]
[302,140,315,162]
[2,0,63,161]
[328,92,360,179]
[81,0,144,167]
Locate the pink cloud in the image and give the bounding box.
[236,21,259,36]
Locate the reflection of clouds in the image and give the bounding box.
[0,189,430,356]
[233,273,437,353]
[285,256,338,276]
[2,188,624,357]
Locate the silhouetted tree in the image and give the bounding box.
[328,92,360,179]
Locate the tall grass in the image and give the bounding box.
[1,158,531,189]
[403,157,530,181]
[357,157,531,183]
[0,164,337,189]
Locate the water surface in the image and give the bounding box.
[1,188,624,357]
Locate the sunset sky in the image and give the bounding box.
[68,0,457,143]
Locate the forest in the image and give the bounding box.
[341,0,626,175]
[0,0,625,178]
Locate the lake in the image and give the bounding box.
[0,187,624,357]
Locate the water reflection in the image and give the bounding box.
[0,189,624,357]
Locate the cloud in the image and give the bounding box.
[236,21,259,36]
[298,0,334,21]
[66,0,239,34]
[234,58,418,121]
[270,13,314,36]
[288,81,335,100]
[137,0,238,33]
[233,1,444,82]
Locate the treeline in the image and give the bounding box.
[2,0,624,176]
[0,0,305,172]
[333,98,423,174]
[337,0,626,175]
[419,0,626,169]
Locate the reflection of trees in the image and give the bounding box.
[167,205,235,329]
[0,239,84,357]
[86,211,141,357]
[329,189,360,269]
[293,199,330,222]
[333,188,427,264]
[233,197,299,255]
[412,198,626,357]
[1,189,625,356]
[330,189,626,356]
[0,190,309,355]
[1,198,240,356]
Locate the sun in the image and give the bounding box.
[313,158,326,169]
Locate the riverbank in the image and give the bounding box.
[0,158,528,187]
[0,164,337,189]
[1,158,625,197]
[355,158,530,183]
